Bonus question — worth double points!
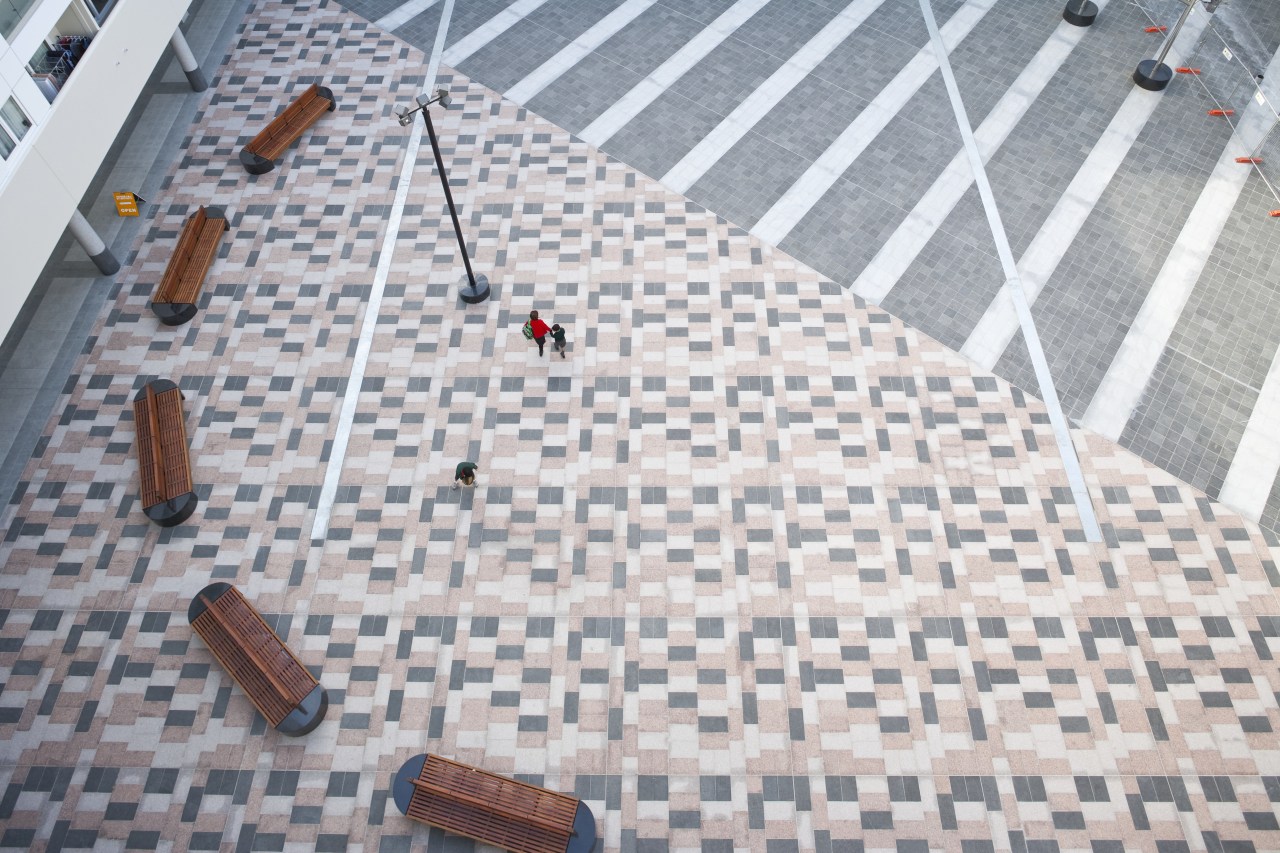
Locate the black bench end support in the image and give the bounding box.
[392,754,427,816]
[134,378,181,401]
[144,490,199,527]
[319,85,336,111]
[188,582,234,623]
[569,802,598,853]
[277,682,328,736]
[151,300,200,326]
[240,148,275,175]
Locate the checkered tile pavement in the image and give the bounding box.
[1,2,1278,850]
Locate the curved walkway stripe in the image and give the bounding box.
[749,0,997,246]
[661,0,891,195]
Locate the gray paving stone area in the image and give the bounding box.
[1165,174,1280,394]
[994,75,1235,414]
[459,0,630,93]
[1266,472,1280,534]
[689,0,957,232]
[525,0,738,137]
[781,74,965,289]
[1119,347,1257,498]
[1113,168,1280,500]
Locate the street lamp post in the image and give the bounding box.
[398,89,490,304]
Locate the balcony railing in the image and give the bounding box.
[28,35,91,103]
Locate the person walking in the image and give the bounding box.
[550,323,568,358]
[524,310,550,357]
[452,460,478,490]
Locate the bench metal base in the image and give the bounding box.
[188,581,233,622]
[134,378,181,399]
[568,800,597,853]
[188,583,330,736]
[1062,0,1097,26]
[392,753,428,816]
[1133,59,1173,91]
[240,148,275,175]
[277,682,328,736]
[151,301,200,326]
[459,273,491,304]
[144,491,199,527]
[392,754,598,853]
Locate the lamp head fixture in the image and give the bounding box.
[418,88,452,109]
[398,89,452,125]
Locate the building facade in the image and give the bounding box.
[0,0,198,346]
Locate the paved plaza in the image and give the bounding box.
[1,0,1280,851]
[345,0,1280,534]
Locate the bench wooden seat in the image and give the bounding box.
[151,206,229,326]
[240,82,336,175]
[187,582,328,736]
[392,754,597,853]
[132,379,198,526]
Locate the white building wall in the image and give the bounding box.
[0,0,193,346]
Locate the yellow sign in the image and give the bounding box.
[113,191,139,217]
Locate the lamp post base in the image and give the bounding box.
[1133,59,1174,91]
[459,273,491,304]
[1062,0,1097,26]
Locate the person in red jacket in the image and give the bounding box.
[526,310,551,356]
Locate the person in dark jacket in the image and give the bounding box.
[550,323,568,358]
[452,461,478,490]
[527,310,550,356]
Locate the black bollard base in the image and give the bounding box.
[1133,59,1174,91]
[459,273,491,304]
[1062,0,1098,26]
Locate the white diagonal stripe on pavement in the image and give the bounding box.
[661,0,890,195]
[503,0,662,106]
[578,0,774,148]
[749,0,997,245]
[849,0,1106,305]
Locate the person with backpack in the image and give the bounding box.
[550,323,568,358]
[523,310,550,356]
[452,461,478,490]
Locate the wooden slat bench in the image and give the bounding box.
[392,754,597,853]
[150,205,229,326]
[239,82,336,175]
[187,582,328,736]
[131,379,199,526]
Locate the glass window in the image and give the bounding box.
[0,0,40,40]
[84,0,116,24]
[1,98,30,142]
[0,127,15,161]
